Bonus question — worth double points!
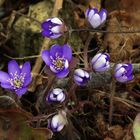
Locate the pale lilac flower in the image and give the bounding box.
[42,44,72,78]
[74,69,90,86]
[114,63,133,83]
[46,88,66,103]
[0,60,32,97]
[41,17,67,39]
[91,52,110,72]
[48,110,67,132]
[85,8,107,28]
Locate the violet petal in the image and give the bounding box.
[91,53,102,64]
[95,64,110,72]
[41,30,53,37]
[16,87,27,97]
[23,76,32,87]
[115,67,125,78]
[0,71,10,84]
[21,62,31,75]
[8,60,20,77]
[41,20,52,29]
[116,77,128,83]
[62,44,72,61]
[99,9,107,23]
[50,45,63,58]
[93,57,106,70]
[90,13,101,28]
[51,17,63,25]
[51,26,61,34]
[42,50,51,66]
[56,68,69,78]
[74,75,83,82]
[50,34,62,39]
[1,83,13,89]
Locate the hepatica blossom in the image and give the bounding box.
[0,60,32,97]
[74,69,90,86]
[48,110,67,132]
[42,44,72,78]
[46,88,66,103]
[91,52,110,72]
[114,63,133,83]
[41,17,67,39]
[85,8,107,28]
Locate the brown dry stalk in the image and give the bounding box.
[109,79,116,125]
[28,0,63,92]
[84,34,93,69]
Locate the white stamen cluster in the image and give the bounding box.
[8,71,26,89]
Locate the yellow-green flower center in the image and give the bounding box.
[13,79,23,88]
[8,72,26,90]
[51,54,65,70]
[54,59,64,68]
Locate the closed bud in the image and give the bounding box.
[48,110,67,132]
[85,8,107,28]
[41,17,67,39]
[114,63,133,83]
[46,88,66,103]
[91,52,110,72]
[74,69,90,86]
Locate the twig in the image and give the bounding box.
[95,90,140,111]
[109,79,116,125]
[3,49,97,60]
[43,75,56,98]
[70,29,140,34]
[84,34,93,69]
[28,0,63,92]
[35,75,56,113]
[3,54,41,60]
[114,97,140,111]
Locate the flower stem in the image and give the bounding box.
[35,75,56,113]
[67,82,77,105]
[109,78,116,125]
[84,34,93,69]
[43,75,56,98]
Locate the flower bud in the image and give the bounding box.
[114,63,133,83]
[48,110,67,132]
[85,8,107,28]
[46,88,66,103]
[74,69,90,86]
[41,17,67,39]
[91,53,110,72]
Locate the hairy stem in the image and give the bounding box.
[109,79,116,125]
[84,34,92,69]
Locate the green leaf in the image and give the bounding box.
[0,96,52,140]
[133,113,140,140]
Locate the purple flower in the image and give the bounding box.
[91,52,110,72]
[0,60,32,97]
[41,17,67,39]
[114,63,133,83]
[46,88,66,103]
[48,110,67,132]
[85,8,107,28]
[74,69,90,86]
[42,44,72,78]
